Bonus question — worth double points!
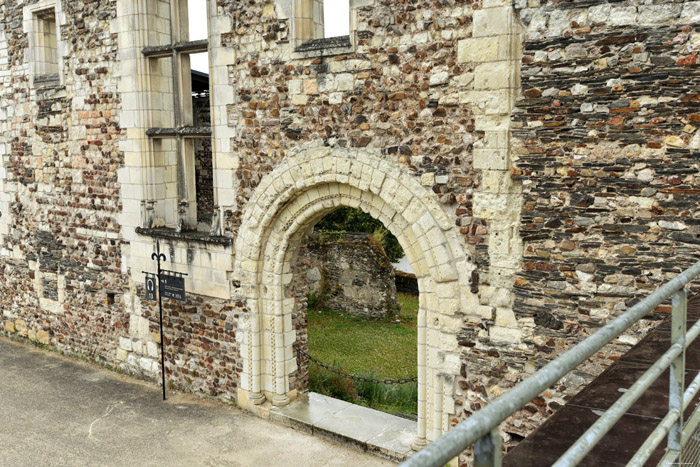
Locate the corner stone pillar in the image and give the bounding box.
[457,0,524,344]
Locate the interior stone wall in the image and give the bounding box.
[295,231,399,319]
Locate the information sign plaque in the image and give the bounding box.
[160,273,185,301]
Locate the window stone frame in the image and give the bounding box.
[284,0,359,59]
[23,0,66,87]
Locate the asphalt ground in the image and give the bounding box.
[0,337,392,467]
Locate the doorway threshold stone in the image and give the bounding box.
[270,392,416,462]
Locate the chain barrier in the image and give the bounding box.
[294,343,417,385]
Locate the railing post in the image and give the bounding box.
[474,428,502,467]
[668,289,687,459]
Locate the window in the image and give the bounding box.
[24,1,64,86]
[34,9,58,79]
[293,0,352,56]
[142,0,214,232]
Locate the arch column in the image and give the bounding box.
[234,146,480,444]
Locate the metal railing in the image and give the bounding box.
[401,260,700,467]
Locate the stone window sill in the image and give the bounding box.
[136,227,233,246]
[34,73,61,87]
[292,35,353,59]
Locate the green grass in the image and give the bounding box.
[397,292,419,327]
[307,293,419,379]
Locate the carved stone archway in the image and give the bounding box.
[234,146,479,445]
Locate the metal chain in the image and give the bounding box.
[294,343,417,385]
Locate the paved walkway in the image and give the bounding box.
[504,298,700,466]
[0,337,393,467]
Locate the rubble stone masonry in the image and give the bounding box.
[1,0,700,457]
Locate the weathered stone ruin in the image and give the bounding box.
[1,0,700,456]
[295,231,399,319]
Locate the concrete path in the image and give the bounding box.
[0,337,393,467]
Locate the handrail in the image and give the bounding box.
[400,260,700,467]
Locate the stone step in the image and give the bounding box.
[269,392,417,462]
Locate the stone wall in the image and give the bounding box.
[505,0,700,445]
[514,0,700,322]
[0,0,128,366]
[296,231,399,319]
[194,96,214,228]
[2,0,700,459]
[223,0,482,250]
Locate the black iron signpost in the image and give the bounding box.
[143,240,187,400]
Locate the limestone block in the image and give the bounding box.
[494,308,518,328]
[659,220,687,231]
[588,5,612,24]
[473,192,520,220]
[478,305,494,319]
[457,38,498,63]
[609,6,639,26]
[132,340,144,355]
[5,321,15,333]
[146,341,159,359]
[127,353,138,368]
[139,357,155,372]
[475,115,511,133]
[460,90,513,115]
[629,197,654,209]
[453,72,475,87]
[129,315,151,340]
[116,348,128,362]
[336,73,354,91]
[481,170,512,194]
[303,79,318,95]
[681,2,700,23]
[291,94,308,106]
[119,337,132,352]
[15,319,27,337]
[473,8,513,38]
[37,330,50,345]
[474,148,509,171]
[474,62,511,90]
[429,66,450,86]
[638,4,682,25]
[490,325,522,344]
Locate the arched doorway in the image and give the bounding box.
[233,146,478,446]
